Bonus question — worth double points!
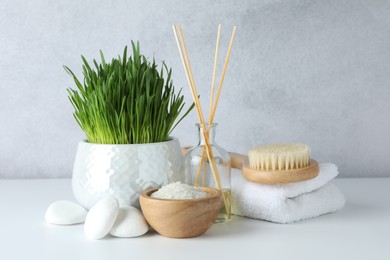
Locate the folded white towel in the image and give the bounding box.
[231,163,345,223]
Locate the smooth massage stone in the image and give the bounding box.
[110,206,149,237]
[84,196,119,240]
[45,200,87,225]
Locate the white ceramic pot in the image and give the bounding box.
[72,137,185,209]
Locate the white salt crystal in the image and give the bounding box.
[151,182,210,200]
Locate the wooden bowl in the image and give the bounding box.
[139,187,222,238]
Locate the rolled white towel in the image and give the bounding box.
[231,163,345,223]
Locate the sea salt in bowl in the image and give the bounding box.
[139,187,222,238]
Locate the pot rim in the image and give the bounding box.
[79,136,179,147]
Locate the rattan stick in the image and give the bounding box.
[202,156,206,187]
[209,26,237,124]
[196,25,232,185]
[175,25,227,209]
[177,25,206,125]
[195,25,222,187]
[173,25,208,187]
[177,25,219,162]
[209,24,221,124]
[194,146,206,186]
[172,26,203,121]
[194,149,205,186]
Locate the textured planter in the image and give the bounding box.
[72,137,185,209]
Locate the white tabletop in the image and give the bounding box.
[0,178,389,260]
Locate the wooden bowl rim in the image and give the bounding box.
[140,186,221,202]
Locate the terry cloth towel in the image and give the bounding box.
[231,163,345,224]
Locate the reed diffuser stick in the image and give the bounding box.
[173,25,205,187]
[195,26,237,187]
[172,25,206,187]
[172,24,236,214]
[172,26,204,121]
[209,24,221,124]
[209,26,237,123]
[173,25,228,210]
[195,24,221,186]
[195,147,207,186]
[194,150,205,185]
[176,26,205,125]
[176,25,224,180]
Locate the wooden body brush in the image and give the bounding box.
[230,144,319,184]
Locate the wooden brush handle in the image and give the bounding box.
[182,146,192,156]
[183,146,319,184]
[230,152,247,169]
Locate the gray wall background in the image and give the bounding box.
[1,0,389,178]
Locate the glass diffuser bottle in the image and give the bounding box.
[185,123,231,223]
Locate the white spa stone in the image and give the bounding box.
[45,200,87,225]
[109,206,149,238]
[84,196,119,240]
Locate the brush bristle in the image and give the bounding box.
[248,144,311,171]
